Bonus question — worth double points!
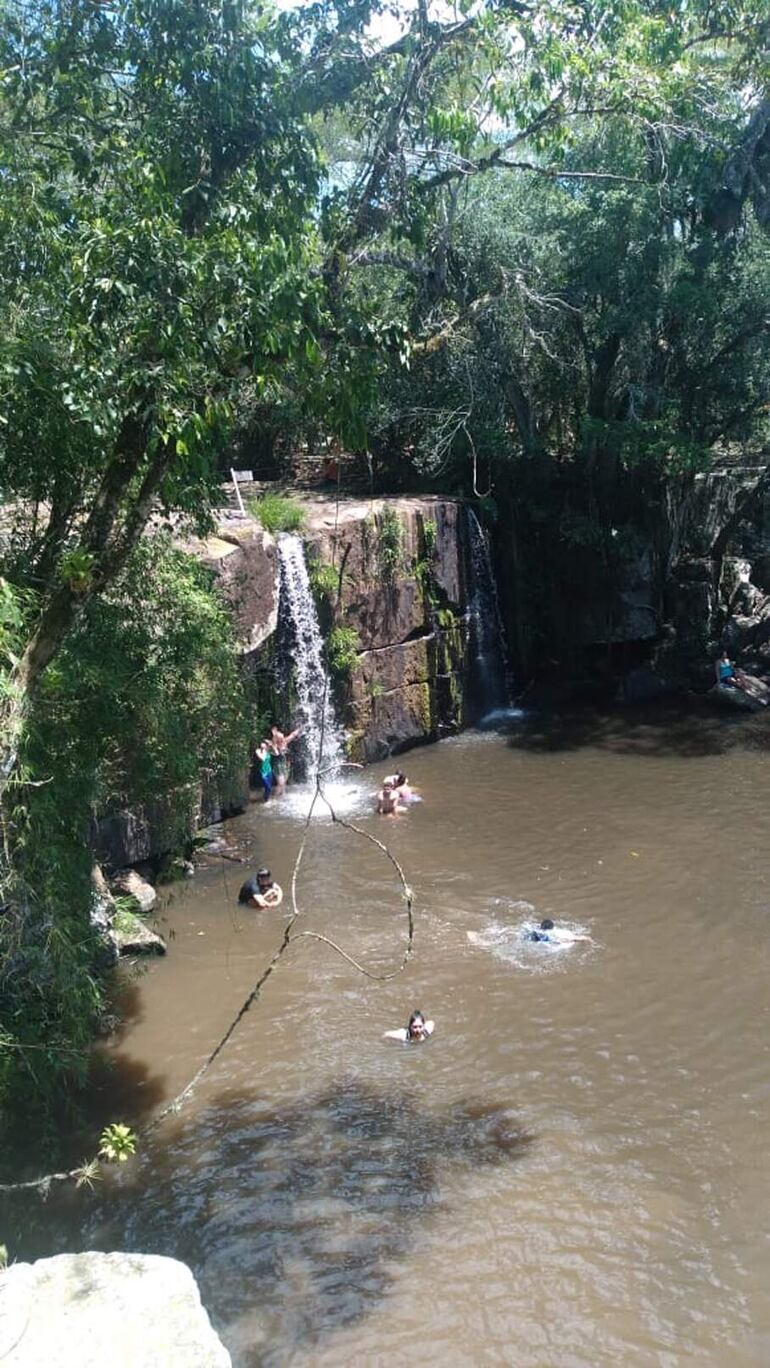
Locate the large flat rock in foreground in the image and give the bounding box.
[0,1252,230,1368]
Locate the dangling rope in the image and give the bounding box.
[144,459,416,1129]
[1,471,416,1192]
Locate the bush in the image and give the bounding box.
[326,625,361,677]
[0,536,257,1150]
[376,507,403,580]
[249,491,305,533]
[308,556,339,602]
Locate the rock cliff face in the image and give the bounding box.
[663,465,770,685]
[91,495,475,865]
[303,496,469,761]
[194,495,472,761]
[0,1252,231,1368]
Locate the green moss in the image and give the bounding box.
[345,728,365,762]
[416,680,433,732]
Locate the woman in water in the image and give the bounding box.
[384,1010,435,1043]
[384,772,419,804]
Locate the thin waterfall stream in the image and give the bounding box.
[466,507,510,717]
[276,533,345,782]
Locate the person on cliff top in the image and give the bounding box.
[376,778,405,816]
[384,1010,435,1043]
[238,867,283,909]
[270,723,303,794]
[254,741,273,803]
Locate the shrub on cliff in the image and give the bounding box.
[0,537,257,1149]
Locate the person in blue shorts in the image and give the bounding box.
[254,741,273,803]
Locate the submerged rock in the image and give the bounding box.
[0,1251,231,1367]
[113,909,166,956]
[110,868,157,913]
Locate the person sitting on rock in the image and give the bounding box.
[384,1010,435,1043]
[715,651,748,690]
[376,778,405,816]
[238,867,283,909]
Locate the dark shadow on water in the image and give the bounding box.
[7,1080,534,1366]
[505,699,770,758]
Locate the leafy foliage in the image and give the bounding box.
[249,493,306,534]
[326,625,361,679]
[3,0,770,1146]
[0,538,255,1144]
[374,508,404,580]
[98,1123,137,1164]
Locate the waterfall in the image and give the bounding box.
[466,508,510,716]
[276,535,344,781]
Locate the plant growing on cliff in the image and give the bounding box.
[326,626,361,680]
[0,537,256,1145]
[422,521,438,560]
[249,493,306,535]
[376,509,403,582]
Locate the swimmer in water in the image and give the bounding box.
[528,918,590,945]
[376,778,405,815]
[384,772,419,804]
[237,867,284,909]
[384,1010,435,1043]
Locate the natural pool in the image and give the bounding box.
[8,705,770,1367]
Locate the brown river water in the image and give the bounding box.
[6,704,770,1367]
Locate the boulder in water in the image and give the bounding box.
[110,868,157,913]
[113,910,167,956]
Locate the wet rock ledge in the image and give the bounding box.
[0,1252,230,1368]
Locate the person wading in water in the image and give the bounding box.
[270,723,302,795]
[238,867,283,909]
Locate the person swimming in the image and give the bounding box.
[384,772,420,804]
[384,1010,435,1043]
[527,918,590,945]
[237,867,284,909]
[376,778,405,815]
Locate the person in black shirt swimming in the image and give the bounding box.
[238,867,283,909]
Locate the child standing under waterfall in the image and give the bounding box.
[270,723,302,794]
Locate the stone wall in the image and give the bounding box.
[662,465,770,686]
[91,495,473,863]
[303,496,469,761]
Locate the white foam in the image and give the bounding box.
[478,706,527,729]
[264,780,374,822]
[467,908,593,971]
